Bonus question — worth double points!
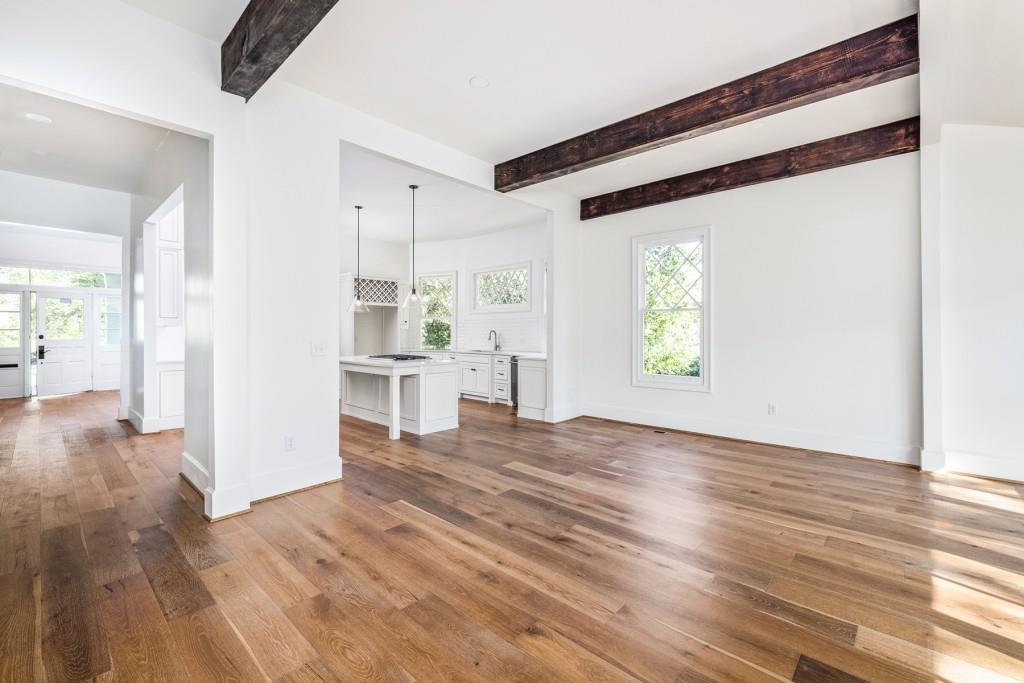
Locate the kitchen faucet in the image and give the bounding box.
[488,329,500,351]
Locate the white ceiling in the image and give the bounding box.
[117,0,249,42]
[113,0,923,201]
[279,0,918,166]
[339,143,546,242]
[0,82,170,193]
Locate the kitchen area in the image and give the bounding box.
[337,144,549,439]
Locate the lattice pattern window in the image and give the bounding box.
[354,278,399,306]
[633,226,709,391]
[473,264,530,312]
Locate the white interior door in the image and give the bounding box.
[37,293,92,396]
[0,291,28,399]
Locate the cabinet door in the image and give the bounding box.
[519,365,547,410]
[459,365,477,393]
[478,365,491,392]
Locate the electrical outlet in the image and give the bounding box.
[310,341,326,357]
[767,402,777,417]
[284,435,296,452]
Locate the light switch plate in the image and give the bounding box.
[310,341,326,357]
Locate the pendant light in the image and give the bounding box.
[348,205,370,314]
[401,184,424,313]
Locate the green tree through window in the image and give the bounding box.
[637,230,706,387]
[420,275,455,349]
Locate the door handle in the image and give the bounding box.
[38,345,45,360]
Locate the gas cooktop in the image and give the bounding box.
[368,354,430,361]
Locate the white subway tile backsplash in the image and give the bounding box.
[458,315,545,352]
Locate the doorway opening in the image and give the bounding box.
[0,255,123,399]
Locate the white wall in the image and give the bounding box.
[918,0,1024,479]
[578,155,922,463]
[412,221,549,351]
[130,131,210,473]
[1,0,251,518]
[243,77,492,502]
[1,0,499,516]
[0,222,121,270]
[341,235,407,281]
[0,170,129,236]
[938,124,1024,480]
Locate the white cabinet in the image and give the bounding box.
[517,358,547,421]
[459,362,490,396]
[492,354,512,405]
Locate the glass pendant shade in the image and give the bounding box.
[402,286,423,314]
[348,292,370,314]
[349,205,371,314]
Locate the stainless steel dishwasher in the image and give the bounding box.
[510,356,519,406]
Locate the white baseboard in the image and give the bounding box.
[944,449,1024,482]
[249,455,343,503]
[581,401,919,465]
[549,401,582,424]
[205,481,252,521]
[117,405,132,421]
[127,407,183,433]
[920,448,946,472]
[180,451,209,492]
[517,405,545,421]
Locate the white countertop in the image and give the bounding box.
[339,355,457,367]
[403,348,547,361]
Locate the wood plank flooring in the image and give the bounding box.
[2,390,1024,681]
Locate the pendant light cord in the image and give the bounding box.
[410,184,418,293]
[355,205,363,301]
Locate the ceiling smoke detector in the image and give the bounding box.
[468,76,491,89]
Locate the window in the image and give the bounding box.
[633,226,709,391]
[0,293,21,348]
[43,297,85,340]
[0,266,29,286]
[98,295,122,345]
[473,263,530,312]
[419,273,455,349]
[0,265,120,288]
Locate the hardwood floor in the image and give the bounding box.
[2,390,1024,681]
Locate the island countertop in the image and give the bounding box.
[339,355,457,367]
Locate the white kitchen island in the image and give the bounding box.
[339,355,459,439]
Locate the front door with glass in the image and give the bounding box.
[37,293,92,396]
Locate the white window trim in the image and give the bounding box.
[418,271,457,348]
[632,225,711,393]
[471,261,532,314]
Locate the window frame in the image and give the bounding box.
[0,290,22,349]
[632,225,711,393]
[471,261,532,314]
[418,271,457,350]
[0,260,121,289]
[96,294,122,348]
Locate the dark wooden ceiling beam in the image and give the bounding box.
[579,117,919,220]
[495,14,919,193]
[222,0,340,100]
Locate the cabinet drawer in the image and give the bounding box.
[493,355,511,366]
[453,353,487,364]
[493,367,509,381]
[493,382,509,399]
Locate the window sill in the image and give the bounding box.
[632,377,710,393]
